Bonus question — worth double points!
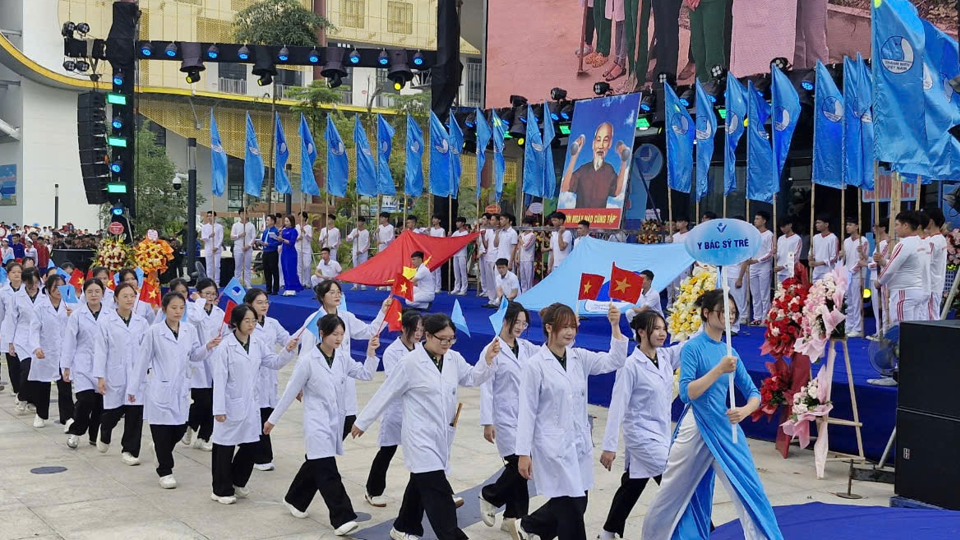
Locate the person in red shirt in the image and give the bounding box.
[31,233,50,269]
[559,122,631,209]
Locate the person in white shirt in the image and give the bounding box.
[428,215,446,294]
[490,259,521,307]
[774,218,802,283]
[346,216,370,290]
[201,211,224,284]
[724,216,749,335]
[318,214,341,263]
[311,248,343,287]
[915,212,934,322]
[667,217,692,309]
[405,215,427,235]
[574,219,591,248]
[625,270,664,322]
[876,211,928,327]
[483,216,501,302]
[230,207,257,288]
[810,213,839,282]
[450,217,471,296]
[548,212,573,272]
[296,212,314,286]
[407,251,435,310]
[747,211,775,325]
[518,216,538,292]
[840,217,869,337]
[23,239,37,265]
[924,208,948,320]
[496,213,520,271]
[867,221,890,338]
[476,214,492,297]
[376,212,395,253]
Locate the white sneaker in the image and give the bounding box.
[365,492,387,507]
[66,434,79,449]
[517,519,540,540]
[502,518,519,540]
[97,439,109,453]
[181,427,194,446]
[452,495,464,508]
[847,331,862,338]
[26,403,35,412]
[254,462,275,471]
[199,440,213,452]
[335,521,359,536]
[283,498,309,518]
[390,528,419,540]
[159,475,178,489]
[63,418,74,434]
[32,415,45,428]
[211,493,236,505]
[121,452,141,466]
[598,530,619,540]
[479,495,497,527]
[233,485,250,499]
[15,401,26,413]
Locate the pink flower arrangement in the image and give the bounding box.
[793,265,848,361]
[780,365,834,449]
[946,229,960,270]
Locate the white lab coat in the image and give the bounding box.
[377,336,417,447]
[252,317,291,409]
[601,344,684,479]
[187,299,226,389]
[479,336,540,458]
[0,283,19,336]
[355,346,497,473]
[0,287,42,359]
[515,337,628,498]
[60,303,107,393]
[212,333,296,446]
[127,322,212,426]
[27,295,68,383]
[95,310,150,410]
[268,345,379,459]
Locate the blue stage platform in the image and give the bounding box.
[261,288,896,462]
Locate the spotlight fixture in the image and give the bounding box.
[238,45,250,60]
[509,104,527,138]
[76,22,91,35]
[801,70,816,91]
[378,50,389,66]
[278,46,290,62]
[548,102,561,121]
[308,48,320,64]
[594,81,611,95]
[386,50,413,91]
[112,115,123,130]
[560,102,574,120]
[640,90,656,112]
[464,110,477,128]
[658,71,677,87]
[772,57,790,71]
[110,159,122,174]
[63,60,76,72]
[75,60,90,73]
[206,45,219,59]
[321,46,347,89]
[61,22,76,37]
[140,42,153,57]
[179,42,205,84]
[252,45,277,85]
[551,87,568,101]
[257,74,273,86]
[412,51,424,67]
[679,86,694,107]
[112,71,124,86]
[164,42,178,58]
[510,95,529,107]
[349,49,361,64]
[186,70,202,84]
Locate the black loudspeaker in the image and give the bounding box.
[898,321,960,418]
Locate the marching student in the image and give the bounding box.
[518,216,538,293]
[26,274,70,428]
[351,313,498,540]
[868,220,890,338]
[478,302,539,537]
[86,266,115,309]
[429,215,446,293]
[319,213,341,263]
[810,212,839,282]
[377,211,396,253]
[747,211,775,325]
[265,314,380,535]
[364,310,423,508]
[180,278,227,452]
[62,278,108,449]
[840,217,869,337]
[231,207,257,289]
[297,211,315,286]
[875,211,928,326]
[1,266,42,413]
[95,282,149,464]
[0,261,23,397]
[117,268,158,323]
[641,289,782,539]
[774,217,802,283]
[408,251,436,310]
[126,291,221,489]
[201,211,224,285]
[311,247,343,287]
[924,208,947,320]
[492,258,521,306]
[210,304,298,505]
[346,216,370,289]
[451,217,471,296]
[515,302,627,540]
[598,310,684,540]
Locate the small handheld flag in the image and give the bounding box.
[58,284,79,305]
[451,299,471,337]
[302,310,323,340]
[134,267,145,287]
[223,277,246,306]
[385,297,403,332]
[578,273,605,301]
[47,259,55,270]
[489,297,509,334]
[609,263,644,304]
[56,267,70,280]
[139,280,161,307]
[339,292,348,311]
[69,269,85,292]
[391,273,415,302]
[222,300,237,326]
[0,268,7,285]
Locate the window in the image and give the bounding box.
[341,0,364,29]
[387,1,414,34]
[275,68,303,87]
[219,63,246,81]
[465,59,482,107]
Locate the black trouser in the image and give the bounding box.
[151,423,187,477]
[57,372,74,425]
[394,470,467,540]
[188,388,214,442]
[602,472,661,536]
[212,441,258,497]
[285,456,357,528]
[342,414,356,441]
[99,405,144,457]
[584,6,595,46]
[254,407,274,464]
[69,389,103,443]
[366,444,398,497]
[263,251,280,294]
[482,454,530,519]
[522,494,589,540]
[652,0,683,78]
[25,377,51,420]
[18,357,32,404]
[6,353,21,395]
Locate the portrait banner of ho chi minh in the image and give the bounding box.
[557,93,640,230]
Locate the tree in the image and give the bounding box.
[129,123,202,238]
[233,0,332,47]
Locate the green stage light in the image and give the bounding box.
[107,136,128,147]
[106,183,128,194]
[636,118,650,129]
[559,124,571,135]
[106,93,128,106]
[718,108,727,120]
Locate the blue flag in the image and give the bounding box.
[326,115,349,198]
[303,310,322,340]
[223,277,246,306]
[451,299,471,337]
[843,56,865,188]
[210,109,227,197]
[339,290,348,311]
[919,20,960,179]
[664,83,694,193]
[476,108,492,200]
[56,267,70,280]
[872,0,928,171]
[429,111,451,197]
[746,81,776,203]
[134,266,145,287]
[771,65,801,183]
[695,81,716,202]
[243,112,265,198]
[58,284,79,305]
[0,268,6,284]
[724,73,747,196]
[377,114,397,196]
[299,114,320,196]
[542,100,558,200]
[491,109,507,202]
[488,296,509,334]
[47,259,55,270]
[449,114,464,198]
[274,112,291,195]
[355,115,377,198]
[856,54,876,190]
[405,114,425,198]
[522,105,545,197]
[812,61,844,189]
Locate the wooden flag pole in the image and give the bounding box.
[723,196,728,218]
[809,183,816,281]
[667,188,673,233]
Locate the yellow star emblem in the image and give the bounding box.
[148,289,158,299]
[78,276,84,285]
[582,282,593,293]
[613,278,631,294]
[399,283,408,294]
[402,266,417,280]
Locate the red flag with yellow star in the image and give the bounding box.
[609,263,643,304]
[578,273,604,301]
[69,269,85,292]
[391,272,415,302]
[385,296,404,332]
[139,279,162,307]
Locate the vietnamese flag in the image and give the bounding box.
[106,272,116,291]
[385,296,404,332]
[222,299,237,325]
[609,263,644,304]
[578,273,604,301]
[69,269,85,292]
[138,279,162,307]
[391,272,415,302]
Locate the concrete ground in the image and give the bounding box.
[0,366,893,540]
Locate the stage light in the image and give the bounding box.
[679,86,694,107]
[550,87,568,101]
[258,74,273,86]
[637,117,651,129]
[594,81,611,95]
[110,160,122,174]
[321,46,347,89]
[640,90,656,112]
[111,116,123,130]
[186,70,202,84]
[62,22,76,37]
[549,103,560,121]
[179,42,205,84]
[772,57,789,71]
[801,71,816,91]
[308,48,320,63]
[110,205,124,216]
[278,46,290,62]
[349,49,361,64]
[140,43,153,57]
[465,110,477,128]
[387,50,414,92]
[238,45,250,60]
[412,51,424,67]
[754,74,771,98]
[165,42,178,58]
[207,45,219,59]
[75,60,90,72]
[378,50,389,66]
[517,137,525,146]
[76,22,91,35]
[509,103,527,138]
[560,102,574,120]
[112,71,124,86]
[703,65,727,105]
[106,93,128,106]
[63,60,76,72]
[252,45,277,85]
[107,136,128,148]
[863,287,871,300]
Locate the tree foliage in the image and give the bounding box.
[233,0,332,47]
[131,123,204,238]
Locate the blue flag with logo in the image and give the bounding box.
[299,114,320,196]
[695,81,716,202]
[355,115,377,198]
[522,105,545,197]
[812,61,844,189]
[224,277,246,306]
[274,112,291,195]
[0,268,6,284]
[476,108,492,200]
[542,100,558,200]
[872,0,928,171]
[376,114,396,196]
[843,56,865,188]
[489,296,509,334]
[326,115,349,198]
[451,299,470,337]
[302,310,322,340]
[492,109,507,202]
[664,82,693,194]
[724,73,747,196]
[771,65,801,182]
[58,284,79,305]
[243,112,265,198]
[405,114,425,198]
[429,111,451,197]
[449,113,464,198]
[746,81,776,203]
[856,54,876,190]
[56,267,69,280]
[919,20,960,179]
[210,109,227,197]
